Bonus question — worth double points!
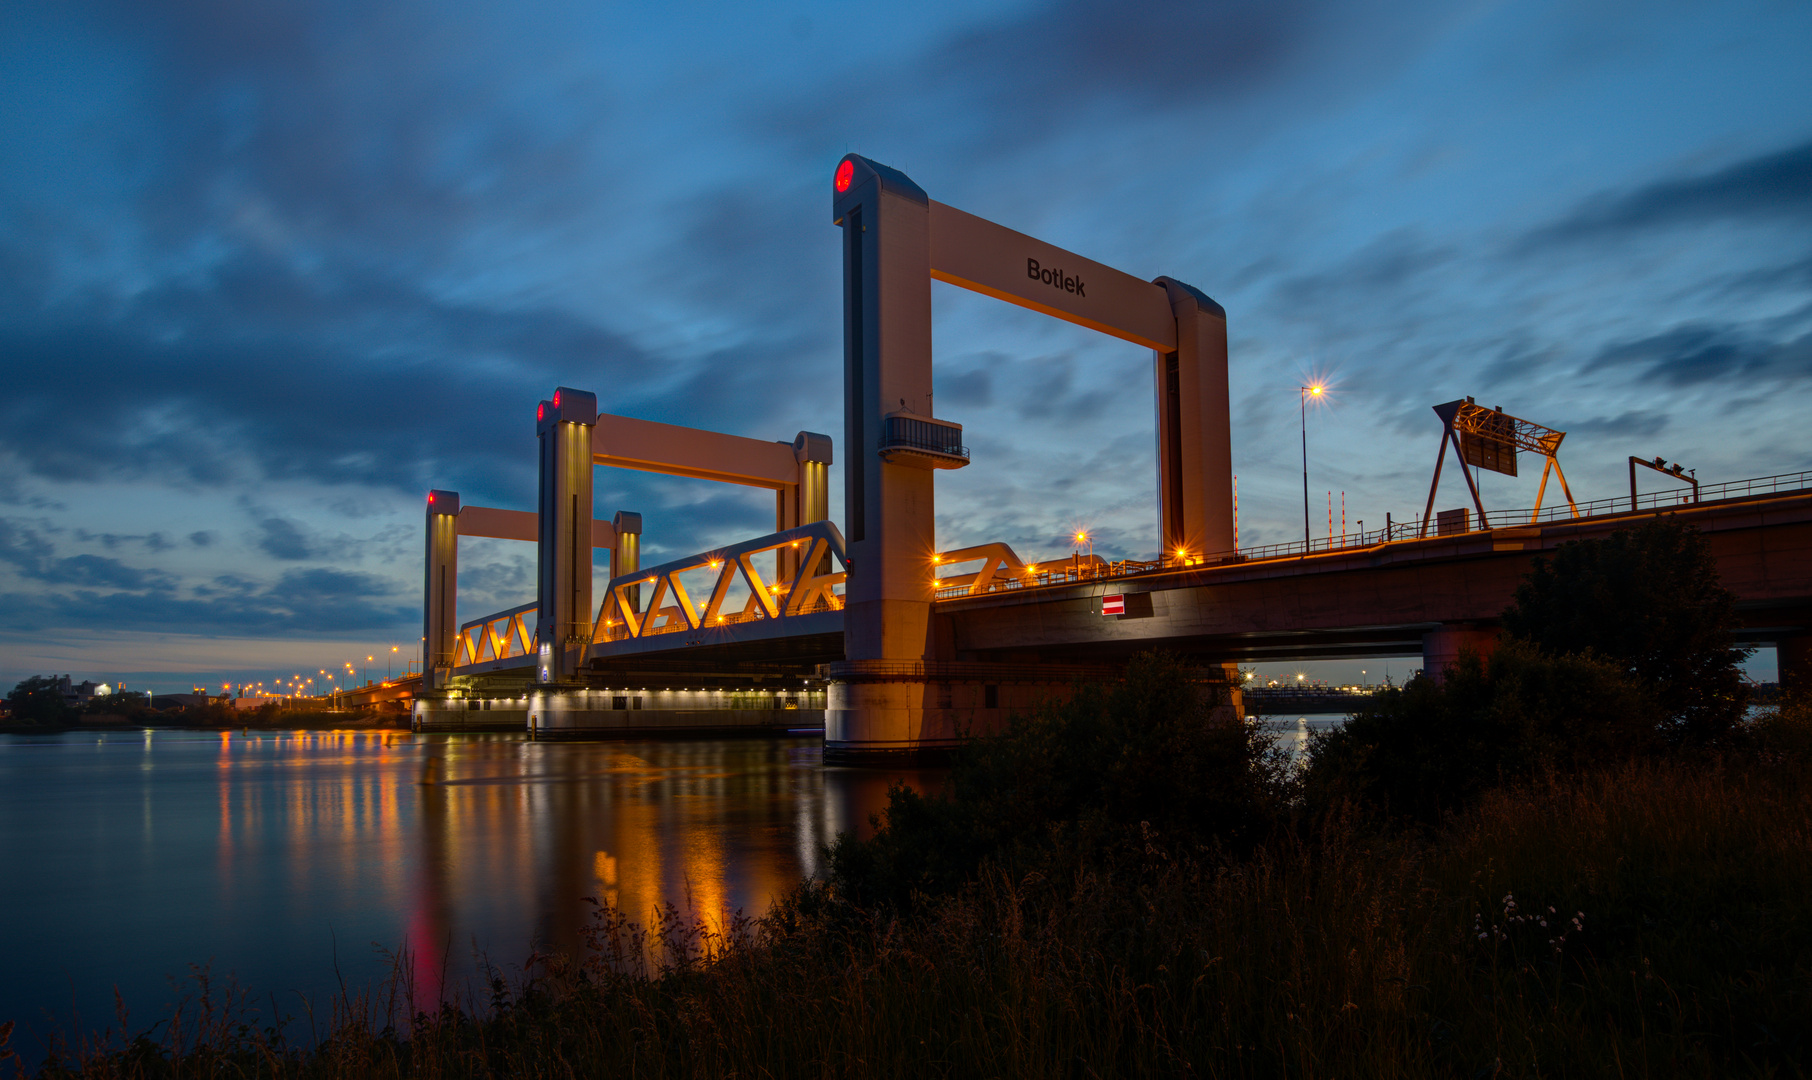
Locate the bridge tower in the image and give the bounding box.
[536,388,599,683]
[423,489,461,690]
[828,155,1234,759]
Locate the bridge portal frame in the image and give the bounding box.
[829,154,1235,758]
[423,487,622,690]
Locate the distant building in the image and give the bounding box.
[53,675,102,705]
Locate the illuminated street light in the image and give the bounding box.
[1300,383,1327,546]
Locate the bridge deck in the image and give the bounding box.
[937,490,1812,663]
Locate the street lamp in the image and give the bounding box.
[1300,384,1324,545]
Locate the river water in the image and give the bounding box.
[0,729,933,1062]
[0,719,1341,1064]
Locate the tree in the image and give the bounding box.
[6,676,75,724]
[1500,516,1750,744]
[828,653,1292,910]
[1302,640,1653,822]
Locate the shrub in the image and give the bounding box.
[1303,639,1653,822]
[1500,516,1750,744]
[828,652,1291,909]
[5,675,75,725]
[1747,689,1812,758]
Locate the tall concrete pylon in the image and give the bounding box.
[828,154,1233,759]
[423,489,461,690]
[536,388,599,683]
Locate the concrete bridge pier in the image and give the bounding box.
[1778,635,1812,693]
[1422,622,1499,682]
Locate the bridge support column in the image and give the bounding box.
[825,661,1089,762]
[781,431,832,582]
[536,388,599,683]
[1219,661,1245,722]
[610,510,642,618]
[1422,622,1498,683]
[1153,278,1234,564]
[1778,635,1812,694]
[828,157,941,759]
[423,490,460,691]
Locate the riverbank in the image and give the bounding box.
[0,709,409,735]
[12,749,1805,1079]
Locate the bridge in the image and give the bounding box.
[410,155,1812,759]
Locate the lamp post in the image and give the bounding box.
[1300,385,1324,545]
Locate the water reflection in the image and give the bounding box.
[405,738,935,976]
[0,731,931,1062]
[1258,715,1348,763]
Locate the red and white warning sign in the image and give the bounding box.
[1101,594,1124,616]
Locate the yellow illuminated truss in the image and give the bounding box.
[453,601,536,667]
[931,543,1027,596]
[592,520,849,644]
[932,543,1130,597]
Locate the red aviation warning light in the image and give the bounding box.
[553,390,562,408]
[427,492,435,504]
[537,402,545,421]
[834,159,854,193]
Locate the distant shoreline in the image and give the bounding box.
[0,711,410,734]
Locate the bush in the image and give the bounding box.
[5,675,75,725]
[828,652,1292,910]
[1501,516,1750,744]
[1747,690,1812,757]
[1303,639,1654,822]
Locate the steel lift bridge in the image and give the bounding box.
[416,153,1237,750]
[418,155,1812,756]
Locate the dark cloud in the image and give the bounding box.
[1559,410,1669,439]
[71,530,176,552]
[1270,230,1453,311]
[0,518,175,590]
[1589,324,1812,387]
[1529,139,1812,245]
[0,249,656,501]
[255,518,313,560]
[0,565,410,637]
[938,369,993,408]
[768,0,1451,157]
[188,531,213,547]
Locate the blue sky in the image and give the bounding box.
[2,0,1808,692]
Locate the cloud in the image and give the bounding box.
[0,517,176,590]
[1270,230,1454,311]
[767,0,1455,161]
[0,249,658,501]
[0,565,411,637]
[938,368,993,408]
[255,518,313,560]
[1588,323,1812,387]
[1559,410,1669,439]
[1529,139,1812,245]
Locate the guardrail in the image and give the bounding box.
[934,469,1812,602]
[592,519,848,645]
[454,601,537,668]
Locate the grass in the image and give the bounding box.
[11,752,1808,1079]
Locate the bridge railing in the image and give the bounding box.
[933,468,1812,601]
[592,520,848,645]
[453,601,537,667]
